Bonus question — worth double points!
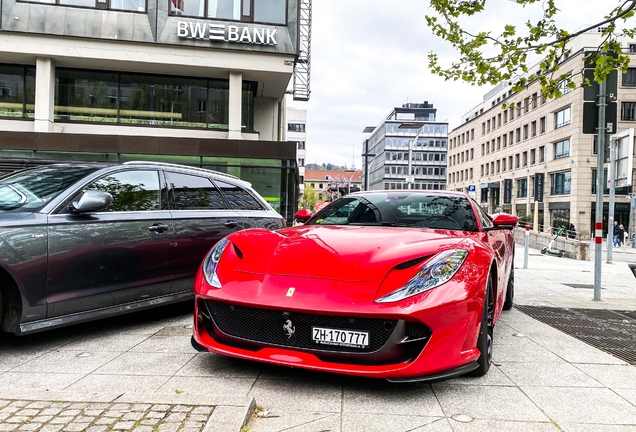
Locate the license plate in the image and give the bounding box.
[312,326,369,349]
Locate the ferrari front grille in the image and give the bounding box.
[204,300,398,353]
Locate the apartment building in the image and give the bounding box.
[362,102,448,191]
[446,31,636,238]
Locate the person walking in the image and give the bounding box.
[620,224,627,250]
[613,221,621,247]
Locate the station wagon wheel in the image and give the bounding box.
[0,288,3,327]
[469,274,494,376]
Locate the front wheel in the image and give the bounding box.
[469,275,494,377]
[540,247,547,254]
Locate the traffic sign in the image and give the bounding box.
[467,185,476,192]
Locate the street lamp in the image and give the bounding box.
[362,126,376,191]
[398,122,425,189]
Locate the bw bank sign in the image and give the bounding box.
[177,21,277,46]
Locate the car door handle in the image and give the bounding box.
[224,220,239,229]
[148,223,170,233]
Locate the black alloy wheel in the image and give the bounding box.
[469,274,494,377]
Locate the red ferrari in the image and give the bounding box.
[191,191,518,382]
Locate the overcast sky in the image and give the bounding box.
[287,0,624,168]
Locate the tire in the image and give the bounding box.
[469,275,494,377]
[0,288,3,328]
[558,250,565,257]
[503,263,514,311]
[540,247,547,254]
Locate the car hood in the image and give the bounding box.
[227,226,471,282]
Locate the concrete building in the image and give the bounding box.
[446,31,636,238]
[362,102,448,192]
[0,0,312,221]
[286,105,306,204]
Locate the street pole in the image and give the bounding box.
[408,141,412,189]
[607,137,615,263]
[594,75,607,301]
[630,193,636,248]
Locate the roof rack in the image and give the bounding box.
[122,161,240,181]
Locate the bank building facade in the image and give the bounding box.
[0,0,312,221]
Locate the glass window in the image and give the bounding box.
[557,76,572,94]
[539,146,545,162]
[623,68,636,86]
[167,172,227,210]
[0,165,99,213]
[215,180,263,210]
[52,69,253,130]
[118,73,208,127]
[555,107,571,128]
[0,65,35,118]
[254,0,286,24]
[172,0,286,23]
[621,102,636,121]
[554,139,570,159]
[55,69,119,123]
[24,0,145,12]
[517,178,527,198]
[242,81,257,131]
[540,116,546,133]
[89,170,161,212]
[551,171,571,195]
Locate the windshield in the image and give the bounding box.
[0,166,100,213]
[307,192,479,232]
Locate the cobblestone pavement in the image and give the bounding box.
[0,400,214,432]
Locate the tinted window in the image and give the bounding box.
[88,170,161,212]
[0,165,99,213]
[215,180,263,210]
[167,172,227,210]
[308,193,478,232]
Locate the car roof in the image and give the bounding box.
[33,161,250,187]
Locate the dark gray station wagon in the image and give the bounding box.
[0,161,285,335]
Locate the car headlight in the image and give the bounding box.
[202,237,230,288]
[375,249,468,303]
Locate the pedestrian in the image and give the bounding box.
[568,223,576,239]
[613,221,620,247]
[620,224,627,250]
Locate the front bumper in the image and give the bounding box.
[192,281,484,381]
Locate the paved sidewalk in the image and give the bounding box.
[0,244,635,431]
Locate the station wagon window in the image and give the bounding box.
[167,172,227,210]
[215,180,263,210]
[88,170,161,212]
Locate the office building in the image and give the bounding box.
[362,102,448,192]
[446,31,636,238]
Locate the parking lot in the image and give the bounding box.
[1,244,636,431]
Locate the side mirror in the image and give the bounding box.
[487,213,519,231]
[68,190,113,214]
[294,209,313,224]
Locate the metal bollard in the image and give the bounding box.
[524,224,530,269]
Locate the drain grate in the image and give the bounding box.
[515,305,636,365]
